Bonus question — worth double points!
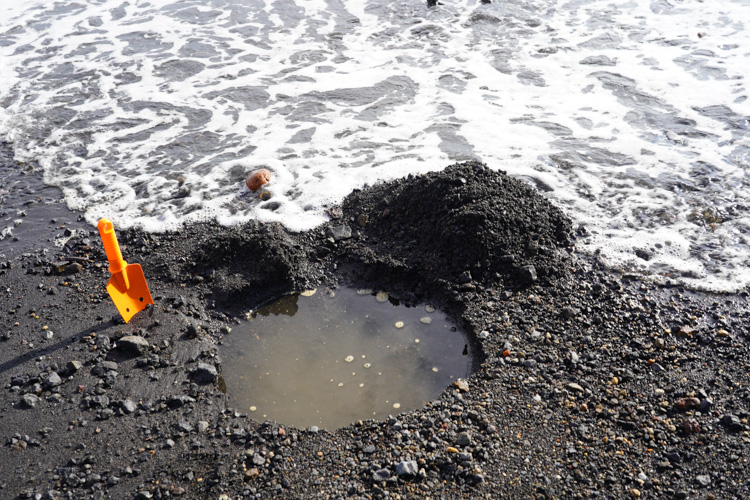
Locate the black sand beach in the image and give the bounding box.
[2,142,749,499]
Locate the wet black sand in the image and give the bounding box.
[1,142,749,499]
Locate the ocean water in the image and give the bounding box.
[0,0,748,291]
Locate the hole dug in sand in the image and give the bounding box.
[219,286,475,429]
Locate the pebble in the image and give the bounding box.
[327,224,352,241]
[674,397,700,411]
[561,306,579,319]
[396,460,418,477]
[93,361,118,376]
[721,414,743,432]
[375,291,389,302]
[372,468,391,482]
[259,189,272,201]
[567,382,584,393]
[44,372,62,388]
[197,421,209,433]
[120,400,137,414]
[457,432,472,446]
[20,394,40,409]
[519,265,537,283]
[680,418,700,434]
[678,325,694,337]
[395,321,404,328]
[455,379,469,392]
[345,355,354,363]
[166,395,194,408]
[117,335,149,356]
[191,363,218,384]
[696,475,711,487]
[419,317,432,324]
[699,397,713,412]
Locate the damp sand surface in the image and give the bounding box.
[220,288,472,429]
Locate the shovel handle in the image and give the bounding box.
[98,218,127,276]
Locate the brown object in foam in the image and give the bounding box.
[246,169,272,192]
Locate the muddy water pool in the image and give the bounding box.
[219,286,474,429]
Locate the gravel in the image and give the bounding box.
[2,151,749,499]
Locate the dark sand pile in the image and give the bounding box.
[2,145,749,499]
[341,161,573,288]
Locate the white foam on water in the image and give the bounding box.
[0,0,749,291]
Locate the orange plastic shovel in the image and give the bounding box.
[98,218,154,323]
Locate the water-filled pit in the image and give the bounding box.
[219,286,475,429]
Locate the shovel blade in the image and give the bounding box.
[106,263,154,323]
